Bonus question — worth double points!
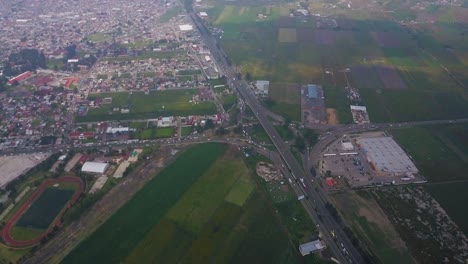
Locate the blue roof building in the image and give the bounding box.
[307,84,318,99]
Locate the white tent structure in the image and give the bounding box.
[81,162,108,174]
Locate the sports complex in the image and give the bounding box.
[2,176,84,247]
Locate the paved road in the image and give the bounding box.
[190,13,362,264]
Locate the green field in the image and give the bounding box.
[76,90,217,122]
[274,125,294,141]
[159,6,181,22]
[181,126,193,136]
[426,181,468,235]
[63,143,308,263]
[331,191,414,264]
[209,3,468,122]
[391,125,468,182]
[9,226,45,241]
[138,127,175,139]
[16,188,75,229]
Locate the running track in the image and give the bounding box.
[2,176,84,247]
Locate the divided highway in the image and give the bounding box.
[190,13,364,264]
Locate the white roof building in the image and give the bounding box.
[106,127,133,134]
[199,12,208,17]
[81,162,108,174]
[357,137,418,175]
[341,142,354,151]
[299,240,325,256]
[255,80,270,96]
[179,24,193,31]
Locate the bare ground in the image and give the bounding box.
[326,108,339,124]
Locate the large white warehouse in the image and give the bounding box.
[81,162,109,174]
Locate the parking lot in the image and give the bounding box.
[318,132,426,189]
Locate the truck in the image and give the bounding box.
[298,195,305,200]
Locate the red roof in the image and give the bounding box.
[8,71,33,85]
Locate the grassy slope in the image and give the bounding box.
[63,143,228,264]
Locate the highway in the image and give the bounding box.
[190,13,363,264]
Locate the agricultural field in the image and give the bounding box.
[244,154,319,255]
[75,90,217,122]
[63,143,315,263]
[390,125,468,182]
[206,2,468,122]
[331,191,414,264]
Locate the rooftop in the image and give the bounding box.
[357,137,418,175]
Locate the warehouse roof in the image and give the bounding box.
[357,137,418,174]
[81,161,108,174]
[307,84,318,99]
[299,240,325,256]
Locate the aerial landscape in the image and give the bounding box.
[0,0,466,263]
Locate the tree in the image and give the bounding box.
[295,135,306,153]
[245,72,252,81]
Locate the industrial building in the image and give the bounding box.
[255,80,269,96]
[299,240,325,256]
[356,137,418,176]
[81,161,109,174]
[307,84,318,99]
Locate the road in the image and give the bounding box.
[190,13,363,264]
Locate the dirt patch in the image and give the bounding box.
[238,7,246,15]
[222,145,241,160]
[256,162,282,182]
[326,108,339,124]
[356,198,405,249]
[332,191,408,251]
[278,28,297,43]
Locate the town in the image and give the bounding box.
[0,0,467,263]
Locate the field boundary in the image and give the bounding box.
[2,176,84,248]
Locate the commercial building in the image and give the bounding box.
[356,137,418,176]
[158,116,174,127]
[307,84,318,99]
[255,80,269,96]
[106,127,134,134]
[299,240,325,256]
[178,24,193,31]
[81,161,109,174]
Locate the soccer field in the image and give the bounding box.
[76,89,217,122]
[16,188,74,229]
